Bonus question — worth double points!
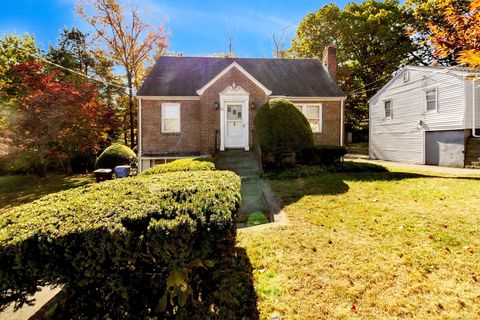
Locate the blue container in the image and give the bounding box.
[114,165,131,178]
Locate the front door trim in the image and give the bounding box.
[219,83,250,151]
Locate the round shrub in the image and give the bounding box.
[95,143,137,169]
[254,99,314,166]
[246,211,269,227]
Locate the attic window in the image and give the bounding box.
[384,100,392,119]
[425,88,437,112]
[403,71,410,83]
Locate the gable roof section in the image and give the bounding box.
[370,65,480,103]
[368,68,407,103]
[196,61,272,95]
[137,56,346,97]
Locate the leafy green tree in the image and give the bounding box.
[47,28,122,144]
[291,0,415,140]
[46,28,95,78]
[0,34,40,102]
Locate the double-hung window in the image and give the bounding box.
[425,88,437,112]
[384,100,392,119]
[161,103,181,133]
[297,104,322,133]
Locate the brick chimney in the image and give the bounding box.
[322,45,337,80]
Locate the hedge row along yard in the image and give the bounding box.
[139,158,215,175]
[0,169,260,319]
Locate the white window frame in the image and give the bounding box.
[298,103,322,133]
[383,99,393,120]
[403,70,410,83]
[425,86,438,113]
[161,103,181,133]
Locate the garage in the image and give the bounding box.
[425,130,465,167]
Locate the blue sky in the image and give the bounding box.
[0,0,351,57]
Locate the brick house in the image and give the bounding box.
[136,46,346,171]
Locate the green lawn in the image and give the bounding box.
[0,174,94,212]
[347,142,368,148]
[238,170,480,319]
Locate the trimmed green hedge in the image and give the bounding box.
[140,158,215,175]
[298,145,347,166]
[0,170,241,318]
[262,162,388,179]
[254,99,314,168]
[262,165,327,180]
[328,161,389,173]
[95,143,137,169]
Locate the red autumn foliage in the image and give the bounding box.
[6,61,118,174]
[429,0,480,67]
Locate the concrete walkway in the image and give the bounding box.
[216,150,269,227]
[0,286,61,320]
[351,158,480,176]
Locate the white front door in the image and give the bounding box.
[225,103,245,148]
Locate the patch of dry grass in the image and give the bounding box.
[238,172,480,319]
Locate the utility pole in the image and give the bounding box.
[228,35,233,57]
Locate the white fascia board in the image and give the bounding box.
[405,65,480,76]
[270,95,346,101]
[136,96,200,101]
[196,62,272,96]
[138,155,198,160]
[368,68,406,103]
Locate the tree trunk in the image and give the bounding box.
[34,163,46,178]
[127,73,135,149]
[66,157,73,175]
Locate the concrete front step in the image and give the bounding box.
[215,150,268,225]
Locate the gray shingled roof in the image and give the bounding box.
[137,56,345,97]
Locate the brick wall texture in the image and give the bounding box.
[140,67,342,155]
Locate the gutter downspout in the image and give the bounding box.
[138,98,143,172]
[340,98,345,146]
[473,78,480,137]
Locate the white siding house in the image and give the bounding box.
[369,66,480,168]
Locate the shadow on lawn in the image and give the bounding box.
[268,171,480,212]
[0,174,93,212]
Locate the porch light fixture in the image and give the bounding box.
[214,102,219,109]
[250,102,256,110]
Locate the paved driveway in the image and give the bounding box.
[352,158,480,176]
